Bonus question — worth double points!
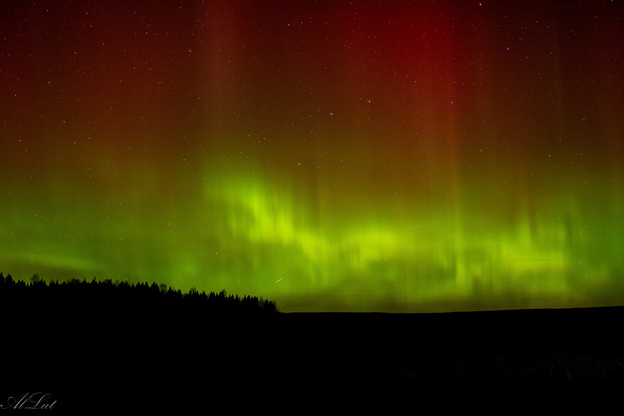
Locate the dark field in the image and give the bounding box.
[5,309,624,410]
[2,279,623,410]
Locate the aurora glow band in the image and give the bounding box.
[1,0,623,311]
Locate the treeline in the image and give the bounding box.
[0,272,278,316]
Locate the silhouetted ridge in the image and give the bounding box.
[0,272,278,319]
[4,271,624,411]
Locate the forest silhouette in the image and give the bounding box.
[1,271,284,410]
[0,272,277,318]
[2,271,624,410]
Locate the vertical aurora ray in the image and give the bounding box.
[1,0,624,311]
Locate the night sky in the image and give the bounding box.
[1,0,623,312]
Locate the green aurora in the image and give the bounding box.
[1,0,624,311]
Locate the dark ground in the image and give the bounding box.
[4,302,624,411]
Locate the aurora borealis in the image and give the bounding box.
[1,0,623,312]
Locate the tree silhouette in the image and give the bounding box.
[0,273,278,317]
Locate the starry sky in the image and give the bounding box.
[1,0,624,312]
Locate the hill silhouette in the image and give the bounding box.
[0,272,277,317]
[2,272,624,410]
